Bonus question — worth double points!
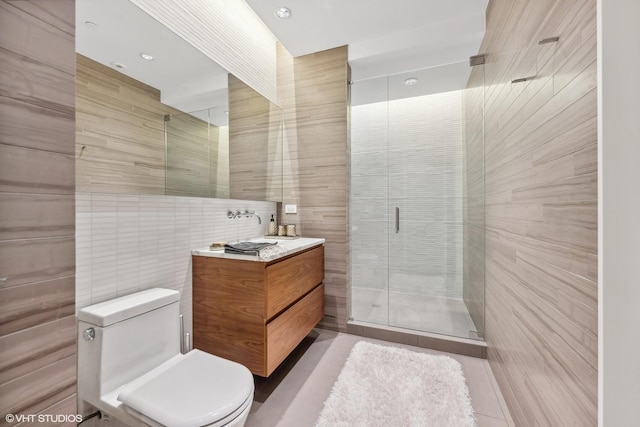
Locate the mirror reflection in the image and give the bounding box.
[227,76,283,203]
[165,106,230,198]
[76,0,282,202]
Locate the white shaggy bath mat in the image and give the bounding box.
[315,341,476,427]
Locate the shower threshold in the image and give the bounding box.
[346,320,487,359]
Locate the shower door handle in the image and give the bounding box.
[395,207,400,233]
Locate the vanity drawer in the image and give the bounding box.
[265,245,324,319]
[265,284,324,376]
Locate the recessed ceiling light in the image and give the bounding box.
[84,21,99,30]
[404,78,418,86]
[140,52,154,61]
[275,7,291,19]
[110,62,127,70]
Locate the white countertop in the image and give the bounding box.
[191,237,325,262]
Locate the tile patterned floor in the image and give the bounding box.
[247,329,514,427]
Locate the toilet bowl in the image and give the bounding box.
[77,288,254,427]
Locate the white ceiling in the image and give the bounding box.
[76,0,487,113]
[244,0,488,81]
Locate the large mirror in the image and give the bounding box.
[75,0,282,201]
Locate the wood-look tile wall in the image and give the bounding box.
[0,1,77,425]
[278,45,350,331]
[479,0,597,425]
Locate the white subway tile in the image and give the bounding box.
[77,192,276,329]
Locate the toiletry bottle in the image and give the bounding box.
[268,214,277,235]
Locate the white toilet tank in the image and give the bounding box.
[77,288,182,409]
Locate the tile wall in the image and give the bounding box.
[76,192,276,335]
[479,0,598,425]
[0,1,78,424]
[278,45,350,331]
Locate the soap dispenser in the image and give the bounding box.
[268,214,277,236]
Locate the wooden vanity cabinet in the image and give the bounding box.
[192,245,324,377]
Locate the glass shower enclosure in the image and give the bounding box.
[349,60,485,340]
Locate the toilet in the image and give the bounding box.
[77,288,254,427]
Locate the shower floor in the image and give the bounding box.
[351,287,479,340]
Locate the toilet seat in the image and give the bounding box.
[117,349,254,427]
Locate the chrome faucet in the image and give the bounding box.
[227,210,261,224]
[243,210,261,224]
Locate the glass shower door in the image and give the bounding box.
[387,88,468,337]
[349,61,486,340]
[350,76,390,326]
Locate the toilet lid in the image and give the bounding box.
[117,349,254,427]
